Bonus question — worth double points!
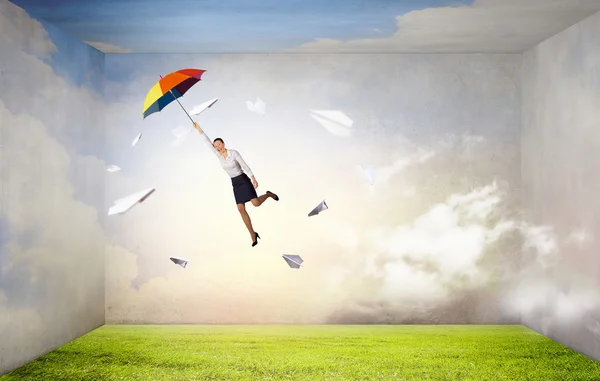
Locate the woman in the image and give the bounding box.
[193,122,279,247]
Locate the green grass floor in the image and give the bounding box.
[2,325,600,380]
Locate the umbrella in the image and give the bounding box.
[142,68,206,122]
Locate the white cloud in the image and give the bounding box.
[375,148,435,185]
[328,181,593,325]
[565,229,592,247]
[503,279,600,337]
[520,225,559,268]
[84,41,132,54]
[291,0,600,53]
[0,1,56,58]
[372,183,506,302]
[356,132,485,192]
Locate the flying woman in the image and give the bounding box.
[193,122,279,247]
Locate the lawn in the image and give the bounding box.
[2,325,600,380]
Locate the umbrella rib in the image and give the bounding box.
[160,74,194,124]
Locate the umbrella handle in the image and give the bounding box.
[159,75,195,124]
[174,97,195,124]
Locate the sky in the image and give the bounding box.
[8,0,600,54]
[2,0,600,373]
[98,49,529,325]
[8,0,473,52]
[41,19,105,93]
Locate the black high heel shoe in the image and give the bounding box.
[252,232,261,247]
[267,191,279,201]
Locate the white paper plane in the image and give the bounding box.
[282,254,303,269]
[107,165,121,173]
[308,200,328,217]
[246,98,266,115]
[190,98,218,116]
[131,133,142,147]
[358,165,375,186]
[172,125,193,139]
[171,125,194,147]
[170,257,188,268]
[108,188,156,216]
[309,110,353,137]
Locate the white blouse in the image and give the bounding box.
[200,133,254,179]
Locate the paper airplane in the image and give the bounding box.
[170,257,188,268]
[308,200,328,217]
[282,254,303,269]
[172,125,193,139]
[108,188,156,216]
[190,98,218,116]
[171,125,194,147]
[131,133,142,147]
[358,165,375,186]
[246,98,266,115]
[309,110,353,137]
[107,165,121,173]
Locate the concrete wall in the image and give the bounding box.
[103,53,522,325]
[521,11,600,362]
[0,0,106,375]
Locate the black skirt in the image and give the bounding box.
[231,173,258,204]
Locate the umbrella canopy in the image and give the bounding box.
[142,68,206,119]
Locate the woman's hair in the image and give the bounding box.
[213,138,224,144]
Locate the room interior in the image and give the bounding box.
[1,0,600,377]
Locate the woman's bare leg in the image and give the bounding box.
[237,203,255,239]
[250,194,270,207]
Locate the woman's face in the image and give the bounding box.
[213,140,225,153]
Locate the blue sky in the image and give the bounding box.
[36,17,105,92]
[16,12,105,150]
[11,0,473,52]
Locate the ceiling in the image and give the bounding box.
[9,0,600,54]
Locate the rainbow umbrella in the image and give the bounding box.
[142,68,206,122]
